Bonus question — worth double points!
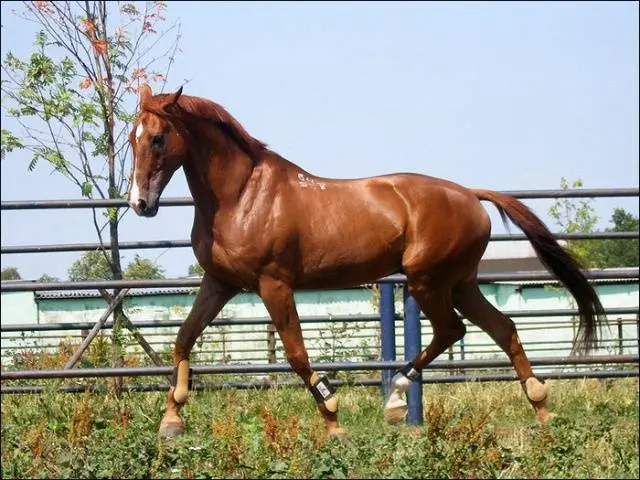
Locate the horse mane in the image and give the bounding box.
[147,93,268,161]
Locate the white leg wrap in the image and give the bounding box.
[384,372,411,409]
[324,396,338,413]
[524,377,547,403]
[173,360,190,404]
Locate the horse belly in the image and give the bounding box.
[297,261,401,290]
[296,222,404,290]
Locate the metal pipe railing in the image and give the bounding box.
[2,336,634,355]
[3,231,637,255]
[1,355,637,381]
[2,369,638,395]
[0,313,380,332]
[2,187,638,211]
[498,188,639,199]
[2,307,637,333]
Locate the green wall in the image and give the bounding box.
[1,282,638,366]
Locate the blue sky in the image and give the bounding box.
[1,1,638,281]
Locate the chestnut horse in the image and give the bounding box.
[128,84,605,439]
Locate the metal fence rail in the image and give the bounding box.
[3,231,638,255]
[2,187,638,211]
[2,355,637,380]
[2,370,638,395]
[2,307,638,333]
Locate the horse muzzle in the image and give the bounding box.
[130,198,159,217]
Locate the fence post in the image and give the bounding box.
[403,285,423,425]
[267,324,277,363]
[617,318,623,355]
[379,282,396,398]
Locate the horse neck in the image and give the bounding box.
[182,125,255,215]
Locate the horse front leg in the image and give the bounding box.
[259,277,348,440]
[159,275,238,439]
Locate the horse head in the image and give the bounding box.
[128,83,188,217]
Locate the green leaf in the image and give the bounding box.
[4,51,24,70]
[20,106,38,116]
[106,207,119,222]
[115,110,136,124]
[34,148,69,176]
[27,156,38,172]
[68,251,114,281]
[0,129,24,159]
[123,254,165,280]
[77,102,100,126]
[91,132,110,156]
[27,52,56,86]
[1,267,21,280]
[34,31,47,48]
[120,3,139,15]
[81,181,93,197]
[60,57,76,77]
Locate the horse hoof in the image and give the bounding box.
[158,420,185,439]
[384,405,408,425]
[327,427,349,443]
[537,410,557,425]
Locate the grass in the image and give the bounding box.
[1,376,638,479]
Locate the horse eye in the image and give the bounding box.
[152,134,164,147]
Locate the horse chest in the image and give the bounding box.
[193,236,258,288]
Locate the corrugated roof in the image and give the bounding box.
[495,278,638,287]
[494,267,638,287]
[35,287,200,299]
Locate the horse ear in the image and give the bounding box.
[139,83,152,108]
[165,86,183,110]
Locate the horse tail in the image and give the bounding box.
[473,189,606,355]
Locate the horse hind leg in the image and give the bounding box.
[384,280,466,424]
[453,281,553,424]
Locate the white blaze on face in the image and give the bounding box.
[129,122,145,206]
